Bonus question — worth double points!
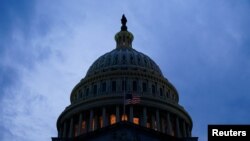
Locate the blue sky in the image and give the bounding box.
[0,0,250,141]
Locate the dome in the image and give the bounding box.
[54,15,195,141]
[86,47,163,77]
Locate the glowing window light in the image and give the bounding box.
[133,117,139,125]
[121,114,128,121]
[110,114,116,125]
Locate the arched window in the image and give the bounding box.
[121,114,128,121]
[110,114,116,125]
[133,117,139,125]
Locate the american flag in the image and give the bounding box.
[125,93,141,105]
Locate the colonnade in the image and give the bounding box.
[58,105,191,138]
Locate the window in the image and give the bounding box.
[102,82,106,92]
[110,114,116,125]
[142,82,147,92]
[137,55,141,64]
[152,85,155,94]
[112,81,116,92]
[93,84,97,95]
[121,114,128,121]
[114,55,118,65]
[78,89,82,99]
[133,117,139,125]
[133,81,137,92]
[167,89,170,98]
[86,88,89,96]
[144,58,148,65]
[160,88,163,96]
[91,118,95,130]
[81,121,86,133]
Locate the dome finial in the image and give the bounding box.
[121,14,127,31]
[115,14,133,48]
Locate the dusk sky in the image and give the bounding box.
[1,0,250,141]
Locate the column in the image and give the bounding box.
[69,118,74,138]
[175,117,181,137]
[89,110,93,131]
[182,121,187,137]
[62,122,67,138]
[102,107,107,126]
[167,113,172,135]
[129,106,133,122]
[142,107,147,127]
[116,106,120,122]
[156,109,160,131]
[78,113,82,135]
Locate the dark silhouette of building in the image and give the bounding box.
[52,15,198,141]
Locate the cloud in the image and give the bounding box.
[0,1,250,141]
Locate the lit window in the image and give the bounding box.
[99,117,103,128]
[81,121,86,133]
[92,119,95,130]
[133,117,139,125]
[121,114,128,121]
[110,114,116,125]
[82,121,86,129]
[74,125,78,137]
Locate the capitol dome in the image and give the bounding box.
[53,15,197,141]
[86,48,163,77]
